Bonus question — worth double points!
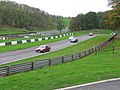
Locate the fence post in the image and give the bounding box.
[92,47,95,52]
[89,49,91,54]
[79,53,81,58]
[93,47,95,52]
[99,44,101,51]
[91,48,92,52]
[72,54,74,60]
[31,61,34,70]
[101,43,103,51]
[91,48,93,52]
[49,59,51,66]
[98,45,100,53]
[104,42,106,48]
[7,66,11,76]
[62,56,64,63]
[84,51,86,56]
[95,49,97,55]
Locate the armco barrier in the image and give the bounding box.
[0,33,74,47]
[0,34,117,78]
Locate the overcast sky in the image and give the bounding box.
[10,0,112,17]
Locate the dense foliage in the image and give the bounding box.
[0,1,67,30]
[69,12,107,31]
[107,0,120,29]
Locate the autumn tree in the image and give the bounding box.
[107,0,120,29]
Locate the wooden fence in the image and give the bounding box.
[103,46,120,54]
[0,34,117,78]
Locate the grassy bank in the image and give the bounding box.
[0,27,29,35]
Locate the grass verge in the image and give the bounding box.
[0,27,29,35]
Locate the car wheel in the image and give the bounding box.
[48,49,50,52]
[38,51,41,53]
[76,39,78,42]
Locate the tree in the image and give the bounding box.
[57,19,65,33]
[108,0,120,6]
[0,1,66,31]
[84,12,99,29]
[107,0,120,29]
[69,12,100,31]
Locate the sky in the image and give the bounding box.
[9,0,112,17]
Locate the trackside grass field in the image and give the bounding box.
[0,35,119,90]
[74,29,113,36]
[0,27,29,35]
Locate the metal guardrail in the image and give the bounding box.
[0,33,74,47]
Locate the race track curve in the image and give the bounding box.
[0,34,98,65]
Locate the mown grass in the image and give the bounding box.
[75,29,114,35]
[0,35,119,90]
[0,27,29,35]
[0,35,111,67]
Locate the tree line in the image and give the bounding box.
[69,0,120,31]
[0,0,119,31]
[0,0,65,30]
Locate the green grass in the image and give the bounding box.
[0,35,111,67]
[75,29,114,35]
[0,35,119,90]
[0,27,29,35]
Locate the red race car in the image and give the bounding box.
[36,45,51,53]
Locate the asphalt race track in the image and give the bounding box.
[57,78,120,90]
[0,34,98,65]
